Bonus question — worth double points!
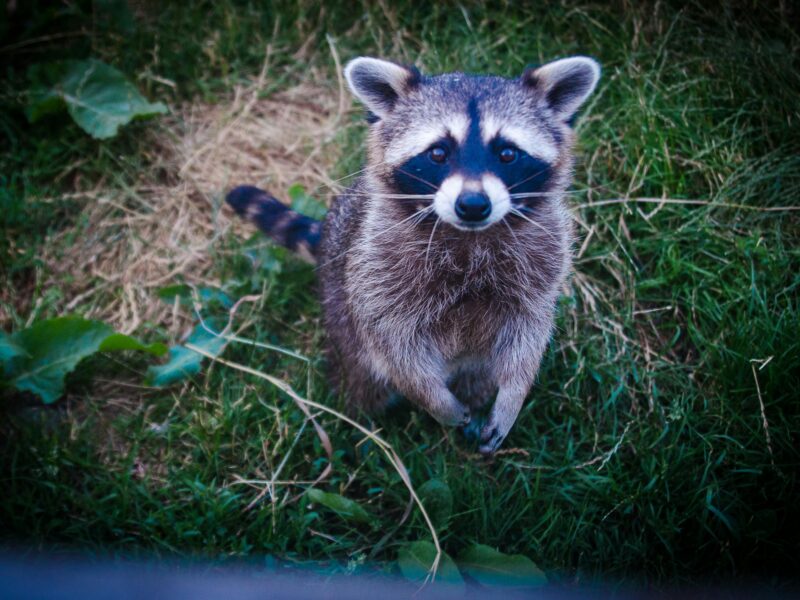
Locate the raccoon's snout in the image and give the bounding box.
[433,174,510,230]
[454,191,491,222]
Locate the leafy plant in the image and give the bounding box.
[394,540,545,588]
[397,541,463,587]
[1,317,166,403]
[306,489,372,524]
[456,544,547,588]
[416,479,453,528]
[26,59,167,139]
[145,322,228,387]
[157,284,233,310]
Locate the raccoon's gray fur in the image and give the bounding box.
[227,55,600,453]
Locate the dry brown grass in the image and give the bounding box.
[39,66,348,335]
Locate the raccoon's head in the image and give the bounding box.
[344,56,600,231]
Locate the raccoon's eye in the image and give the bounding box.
[428,146,448,164]
[499,147,518,163]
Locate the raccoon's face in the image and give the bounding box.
[345,56,600,231]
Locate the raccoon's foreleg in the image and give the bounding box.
[478,383,531,454]
[369,339,470,427]
[479,316,552,454]
[402,375,471,427]
[226,185,322,263]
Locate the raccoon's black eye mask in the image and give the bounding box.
[485,154,555,201]
[391,134,553,200]
[392,142,453,195]
[488,138,554,197]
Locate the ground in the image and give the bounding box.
[1,0,799,590]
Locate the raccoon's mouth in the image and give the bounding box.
[452,220,494,232]
[437,208,509,232]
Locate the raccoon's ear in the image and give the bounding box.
[523,56,600,123]
[344,57,420,120]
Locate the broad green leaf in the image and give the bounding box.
[397,541,463,586]
[306,488,372,524]
[288,183,328,220]
[417,479,453,527]
[27,59,167,139]
[146,323,227,387]
[457,543,547,588]
[98,334,167,355]
[4,316,166,404]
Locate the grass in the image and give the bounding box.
[1,0,799,589]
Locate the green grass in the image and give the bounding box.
[1,0,799,589]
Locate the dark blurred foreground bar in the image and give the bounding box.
[0,553,796,600]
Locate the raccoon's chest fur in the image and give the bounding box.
[356,237,533,358]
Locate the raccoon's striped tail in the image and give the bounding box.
[226,185,322,264]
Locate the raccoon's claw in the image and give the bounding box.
[453,407,472,427]
[429,402,470,427]
[478,424,505,455]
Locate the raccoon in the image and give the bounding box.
[226,55,600,453]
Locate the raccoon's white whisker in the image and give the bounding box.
[326,156,403,185]
[399,206,436,223]
[305,156,401,195]
[509,207,560,243]
[314,205,435,272]
[509,192,561,199]
[509,190,586,199]
[306,164,383,197]
[329,165,375,185]
[312,162,438,197]
[411,206,435,226]
[506,167,552,192]
[393,167,439,191]
[301,192,436,200]
[373,193,437,200]
[424,216,441,271]
[502,218,522,247]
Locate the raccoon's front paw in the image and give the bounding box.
[478,415,512,454]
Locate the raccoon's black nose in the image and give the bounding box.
[455,192,491,222]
